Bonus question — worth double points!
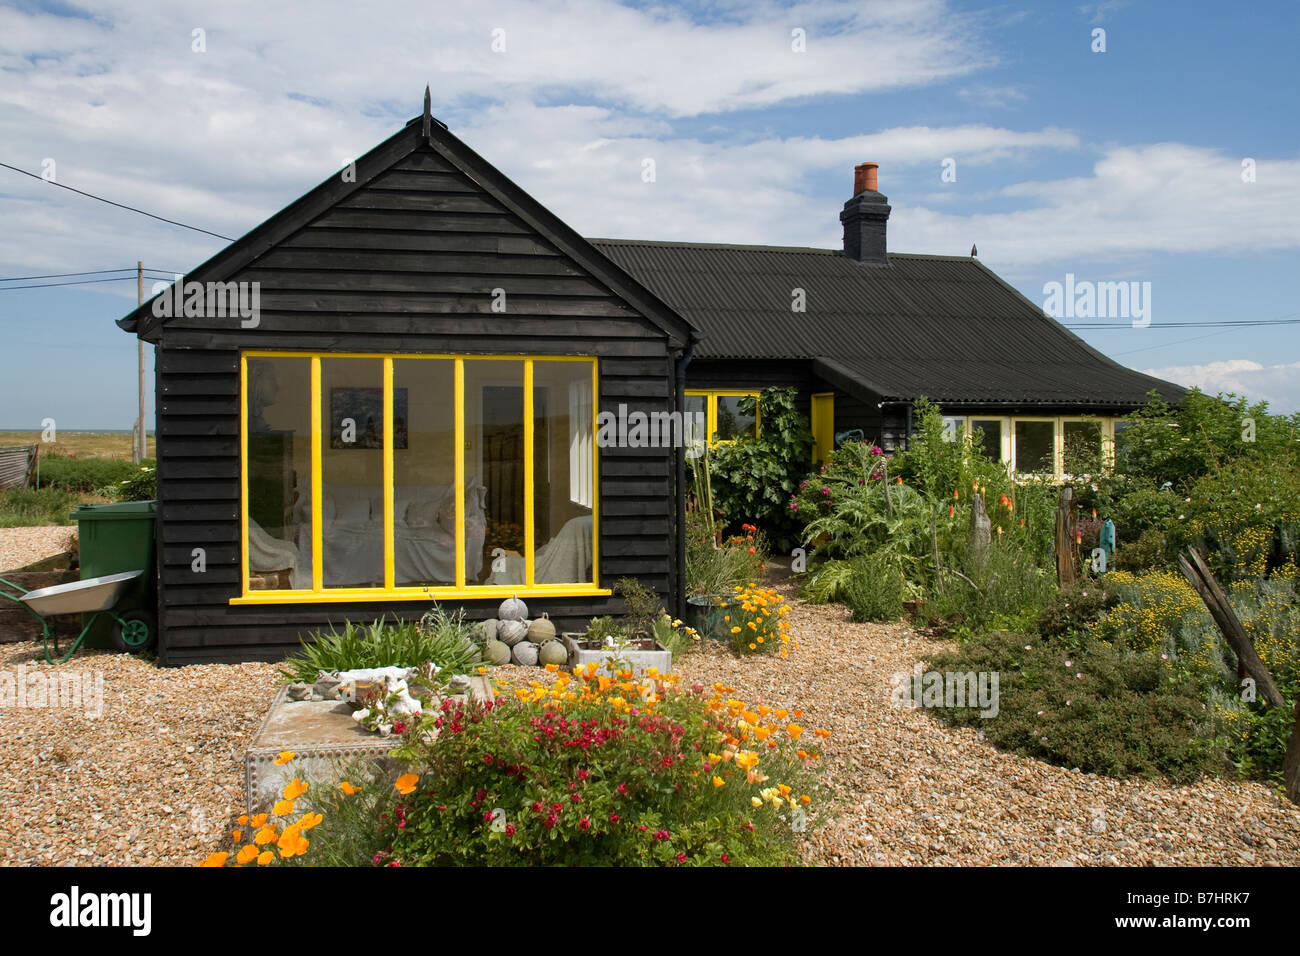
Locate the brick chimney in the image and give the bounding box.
[841,162,891,266]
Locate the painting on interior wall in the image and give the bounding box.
[329,387,409,449]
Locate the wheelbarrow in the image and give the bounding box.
[0,570,157,664]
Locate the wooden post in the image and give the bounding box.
[1285,697,1300,805]
[136,261,145,464]
[1055,486,1077,588]
[1176,547,1286,708]
[968,491,990,570]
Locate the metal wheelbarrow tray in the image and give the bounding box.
[0,569,156,664]
[20,570,143,616]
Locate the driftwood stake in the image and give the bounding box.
[1055,486,1078,588]
[1176,547,1286,708]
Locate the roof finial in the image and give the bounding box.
[970,243,978,257]
[422,85,432,139]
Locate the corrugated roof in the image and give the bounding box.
[589,239,1183,407]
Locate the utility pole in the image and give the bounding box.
[135,261,145,464]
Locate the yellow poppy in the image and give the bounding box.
[236,844,259,865]
[712,776,725,788]
[200,852,228,867]
[273,751,296,765]
[340,781,361,795]
[395,773,420,796]
[273,799,295,817]
[250,813,268,828]
[257,851,274,865]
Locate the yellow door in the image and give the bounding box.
[811,393,834,464]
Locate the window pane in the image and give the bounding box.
[715,394,757,441]
[971,419,1003,462]
[467,360,525,587]
[393,359,457,587]
[1014,420,1056,474]
[246,356,311,591]
[1063,421,1103,476]
[1113,420,1134,464]
[532,361,595,584]
[321,357,384,587]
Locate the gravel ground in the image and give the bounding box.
[0,642,280,866]
[0,527,77,572]
[0,581,1296,866]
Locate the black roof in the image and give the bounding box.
[590,239,1183,408]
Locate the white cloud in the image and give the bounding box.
[1143,359,1300,415]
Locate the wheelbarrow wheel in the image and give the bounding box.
[111,610,157,654]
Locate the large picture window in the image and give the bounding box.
[237,353,601,603]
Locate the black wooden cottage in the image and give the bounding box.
[119,98,696,665]
[120,100,1182,665]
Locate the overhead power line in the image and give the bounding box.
[1,266,188,282]
[0,160,235,241]
[1067,319,1300,329]
[0,273,176,292]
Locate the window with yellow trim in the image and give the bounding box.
[240,353,601,602]
[686,389,760,444]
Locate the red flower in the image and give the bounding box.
[617,783,628,795]
[577,769,588,781]
[504,824,515,837]
[393,721,406,734]
[580,817,591,830]
[532,801,544,813]
[484,811,495,822]
[571,793,582,803]
[483,754,494,764]
[552,802,564,812]
[720,854,730,863]
[653,829,670,842]
[676,853,686,863]
[609,814,620,823]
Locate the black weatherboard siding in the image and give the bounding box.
[120,110,694,666]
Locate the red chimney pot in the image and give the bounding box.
[854,162,879,195]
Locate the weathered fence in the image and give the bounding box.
[0,444,38,489]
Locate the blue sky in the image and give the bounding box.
[1,0,1297,428]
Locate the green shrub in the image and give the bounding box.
[684,508,766,597]
[385,673,823,866]
[706,387,814,553]
[112,465,156,502]
[1112,527,1171,573]
[36,454,140,493]
[281,611,482,685]
[927,631,1221,783]
[843,553,907,623]
[0,486,79,528]
[1035,582,1117,647]
[926,539,1056,640]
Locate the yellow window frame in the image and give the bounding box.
[235,351,607,605]
[686,389,761,445]
[942,414,1115,479]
